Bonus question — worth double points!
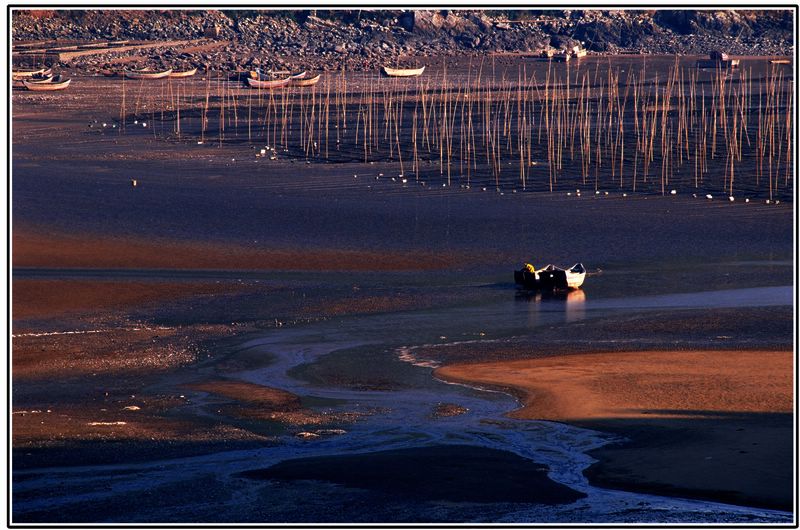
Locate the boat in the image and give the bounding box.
[769,59,791,65]
[382,66,425,77]
[12,67,50,80]
[169,67,198,78]
[25,74,61,84]
[123,68,173,80]
[250,68,305,81]
[246,76,291,89]
[23,78,71,91]
[290,73,321,87]
[514,263,586,291]
[696,51,739,69]
[101,69,118,77]
[571,45,587,59]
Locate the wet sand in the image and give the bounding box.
[435,350,793,510]
[13,228,460,271]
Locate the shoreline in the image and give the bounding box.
[434,350,793,511]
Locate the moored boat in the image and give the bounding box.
[514,263,586,290]
[290,73,321,87]
[382,65,425,77]
[697,51,739,69]
[12,67,50,80]
[23,78,71,91]
[25,74,61,84]
[169,67,198,78]
[123,68,173,80]
[250,68,306,81]
[246,76,291,89]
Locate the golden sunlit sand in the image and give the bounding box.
[435,350,792,421]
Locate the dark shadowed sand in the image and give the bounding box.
[240,445,586,504]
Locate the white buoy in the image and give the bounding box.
[745,198,750,203]
[670,189,677,195]
[706,194,713,199]
[728,196,734,202]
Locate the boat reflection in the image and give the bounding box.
[516,288,587,325]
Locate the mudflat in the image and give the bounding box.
[436,350,793,510]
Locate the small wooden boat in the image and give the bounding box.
[382,66,425,77]
[250,68,305,81]
[25,74,61,84]
[12,67,48,80]
[514,263,586,291]
[169,67,198,78]
[246,76,291,89]
[697,51,739,69]
[23,78,71,91]
[290,73,321,87]
[123,68,173,80]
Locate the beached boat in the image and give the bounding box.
[250,68,306,81]
[246,76,291,89]
[169,67,198,78]
[697,51,739,69]
[123,68,173,80]
[23,78,71,91]
[382,66,425,77]
[25,74,61,84]
[290,73,321,87]
[514,263,586,290]
[12,67,50,80]
[769,59,791,65]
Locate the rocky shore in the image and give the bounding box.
[12,9,794,73]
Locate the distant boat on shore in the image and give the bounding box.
[514,263,586,290]
[123,68,173,80]
[24,74,61,84]
[382,66,425,77]
[246,76,291,89]
[23,77,71,91]
[697,51,739,69]
[169,67,198,78]
[12,67,51,81]
[290,73,321,87]
[250,68,306,81]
